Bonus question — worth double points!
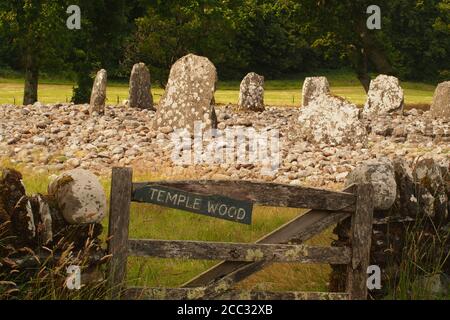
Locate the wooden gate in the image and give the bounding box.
[107,167,374,300]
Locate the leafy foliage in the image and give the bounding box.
[0,0,449,95]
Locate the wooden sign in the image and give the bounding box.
[132,185,253,225]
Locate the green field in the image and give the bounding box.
[0,70,436,106]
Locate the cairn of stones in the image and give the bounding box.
[238,72,265,111]
[153,53,218,132]
[89,69,107,115]
[129,62,154,110]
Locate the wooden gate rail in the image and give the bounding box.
[132,180,357,212]
[128,239,351,264]
[124,287,350,301]
[107,167,374,300]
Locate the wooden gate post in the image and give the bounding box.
[107,167,133,299]
[347,183,374,300]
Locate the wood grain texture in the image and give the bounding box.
[128,239,351,264]
[107,167,133,299]
[124,287,349,300]
[132,180,356,212]
[346,183,374,300]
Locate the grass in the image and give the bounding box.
[0,69,436,106]
[386,214,450,300]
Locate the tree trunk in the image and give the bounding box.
[356,49,371,93]
[360,27,394,76]
[353,17,393,93]
[23,51,38,105]
[349,45,371,93]
[355,19,393,91]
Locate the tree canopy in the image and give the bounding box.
[0,0,449,103]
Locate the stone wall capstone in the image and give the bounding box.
[330,156,450,297]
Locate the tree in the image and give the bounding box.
[301,0,394,92]
[382,0,450,81]
[302,0,450,90]
[0,1,71,104]
[124,0,314,83]
[68,0,132,103]
[123,0,238,84]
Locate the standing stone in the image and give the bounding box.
[238,72,265,111]
[89,69,107,115]
[298,94,367,146]
[154,54,217,131]
[430,81,450,120]
[129,62,154,110]
[363,74,404,117]
[302,77,330,107]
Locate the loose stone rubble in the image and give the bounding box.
[363,74,404,117]
[238,72,265,111]
[154,54,218,131]
[90,69,107,115]
[129,62,154,110]
[0,103,448,189]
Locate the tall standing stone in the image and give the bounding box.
[154,54,217,131]
[363,74,404,117]
[129,63,154,110]
[238,72,265,111]
[302,77,330,107]
[89,69,107,115]
[430,81,450,121]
